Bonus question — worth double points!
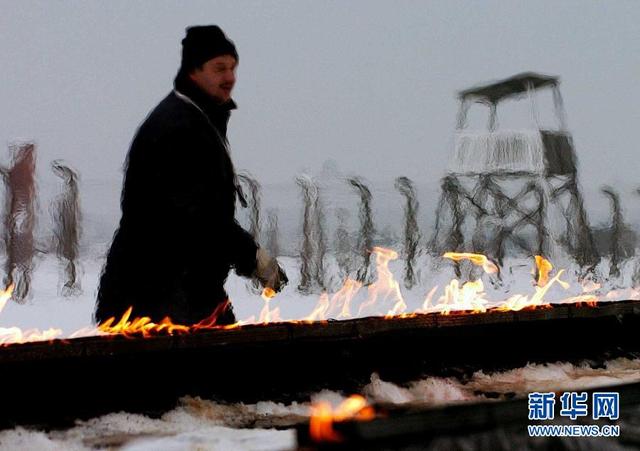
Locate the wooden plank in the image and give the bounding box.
[0,300,639,428]
[2,300,636,363]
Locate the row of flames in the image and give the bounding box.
[1,247,638,346]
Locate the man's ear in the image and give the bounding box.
[187,66,202,82]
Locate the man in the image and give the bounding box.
[95,25,286,325]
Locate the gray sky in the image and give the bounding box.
[1,1,639,227]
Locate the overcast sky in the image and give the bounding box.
[1,1,639,224]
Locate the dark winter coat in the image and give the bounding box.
[94,76,257,325]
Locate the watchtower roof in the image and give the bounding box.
[458,72,558,105]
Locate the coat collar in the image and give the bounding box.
[173,73,236,134]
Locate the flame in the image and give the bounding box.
[0,285,62,345]
[0,327,63,345]
[430,279,489,314]
[0,247,627,347]
[97,307,191,337]
[309,401,338,442]
[257,287,282,323]
[443,252,499,274]
[305,279,363,322]
[258,297,281,324]
[309,395,375,443]
[97,301,237,338]
[86,250,617,340]
[330,278,362,319]
[305,293,330,322]
[535,255,553,287]
[582,280,601,293]
[67,326,102,339]
[0,284,14,315]
[355,247,406,317]
[421,286,439,311]
[192,301,235,330]
[497,262,570,311]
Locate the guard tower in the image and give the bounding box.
[431,72,598,267]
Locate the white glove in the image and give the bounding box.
[255,248,288,293]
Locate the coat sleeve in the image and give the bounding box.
[229,221,258,277]
[149,119,258,277]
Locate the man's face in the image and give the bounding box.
[189,54,237,104]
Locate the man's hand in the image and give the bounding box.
[254,248,288,293]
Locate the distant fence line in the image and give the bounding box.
[0,143,81,301]
[0,143,638,299]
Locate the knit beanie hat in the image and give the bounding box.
[180,25,238,72]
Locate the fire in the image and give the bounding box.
[497,256,569,311]
[97,301,239,338]
[90,249,609,338]
[443,252,499,274]
[421,286,439,311]
[358,247,406,317]
[0,246,628,347]
[429,278,489,314]
[535,255,553,287]
[255,287,281,323]
[98,307,191,337]
[330,278,362,319]
[0,326,63,345]
[305,279,363,321]
[582,280,601,293]
[0,284,64,345]
[305,293,330,322]
[0,284,15,315]
[309,395,375,442]
[421,252,501,314]
[258,295,281,324]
